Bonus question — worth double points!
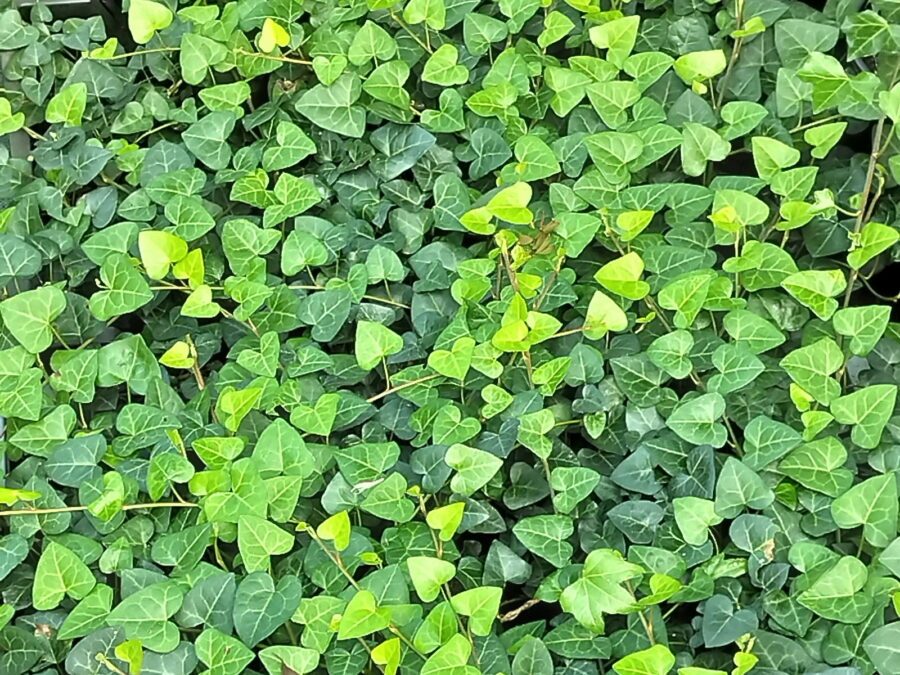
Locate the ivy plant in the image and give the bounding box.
[0,0,899,674]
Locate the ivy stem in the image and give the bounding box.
[842,115,886,309]
[149,283,409,309]
[0,501,198,518]
[305,528,361,589]
[23,126,48,141]
[50,325,72,350]
[233,48,312,66]
[715,0,745,108]
[135,120,179,143]
[95,653,127,675]
[382,357,392,390]
[366,374,441,403]
[88,46,180,60]
[789,114,844,134]
[550,327,584,339]
[625,581,656,645]
[185,334,206,391]
[541,457,556,511]
[499,597,540,622]
[306,529,424,657]
[389,10,432,53]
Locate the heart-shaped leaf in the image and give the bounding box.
[259,18,290,53]
[701,594,758,647]
[128,0,174,44]
[355,320,403,371]
[233,573,302,646]
[337,589,391,639]
[427,336,474,381]
[445,444,502,496]
[407,556,456,602]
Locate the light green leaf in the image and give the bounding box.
[128,0,173,44]
[450,586,502,636]
[831,384,898,449]
[337,589,391,639]
[0,286,66,353]
[832,473,898,547]
[666,393,727,447]
[238,515,295,573]
[46,83,87,126]
[355,320,404,371]
[445,443,503,496]
[33,542,96,610]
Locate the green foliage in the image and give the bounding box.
[0,1,898,674]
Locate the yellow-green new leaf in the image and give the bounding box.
[128,0,174,44]
[583,290,628,339]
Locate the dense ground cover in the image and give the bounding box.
[0,0,899,673]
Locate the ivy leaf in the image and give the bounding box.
[833,305,891,356]
[233,573,301,646]
[847,222,899,270]
[46,83,87,126]
[612,645,676,675]
[0,97,24,135]
[90,254,154,321]
[258,646,319,675]
[259,18,290,53]
[33,541,96,610]
[422,634,478,675]
[450,586,502,636]
[779,338,843,405]
[58,585,114,640]
[445,443,503,496]
[360,473,416,522]
[666,393,727,447]
[560,549,642,633]
[550,467,601,515]
[673,497,722,546]
[781,269,846,320]
[797,555,870,621]
[355,320,404,370]
[407,556,456,602]
[831,473,898,547]
[673,50,727,84]
[583,290,628,339]
[751,136,800,179]
[128,0,173,44]
[594,252,650,300]
[262,121,317,171]
[513,515,574,568]
[183,112,236,170]
[681,123,730,176]
[196,628,254,675]
[864,623,900,673]
[138,230,188,280]
[427,336,474,381]
[237,515,295,573]
[0,286,66,353]
[403,0,446,30]
[423,44,469,86]
[296,74,366,138]
[647,330,694,379]
[714,457,774,518]
[426,502,465,542]
[588,16,639,68]
[831,384,898,449]
[316,510,352,551]
[180,34,228,86]
[107,581,185,653]
[337,589,391,639]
